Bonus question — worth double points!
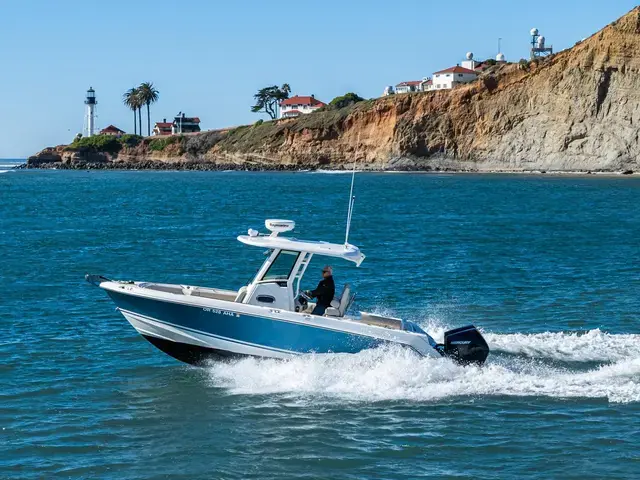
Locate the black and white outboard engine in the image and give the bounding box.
[437,325,490,365]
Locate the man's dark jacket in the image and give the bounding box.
[311,276,335,307]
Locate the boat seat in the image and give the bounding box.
[235,286,248,303]
[325,284,352,317]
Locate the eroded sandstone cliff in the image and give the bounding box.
[29,7,640,172]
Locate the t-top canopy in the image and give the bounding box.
[237,234,366,266]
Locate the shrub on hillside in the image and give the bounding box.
[184,131,225,155]
[148,135,183,152]
[328,92,366,109]
[118,134,143,148]
[69,135,122,154]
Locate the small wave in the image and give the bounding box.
[309,169,351,174]
[205,340,640,404]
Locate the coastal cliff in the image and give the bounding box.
[29,7,640,172]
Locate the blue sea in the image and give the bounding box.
[2,165,640,479]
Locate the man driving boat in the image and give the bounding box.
[305,265,335,316]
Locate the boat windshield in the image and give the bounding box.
[262,250,300,281]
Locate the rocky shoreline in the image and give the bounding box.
[16,159,637,175]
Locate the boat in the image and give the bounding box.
[86,219,490,366]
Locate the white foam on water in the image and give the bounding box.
[485,329,640,363]
[0,170,11,174]
[203,305,640,404]
[309,169,352,174]
[205,335,640,404]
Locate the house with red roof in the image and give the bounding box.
[153,119,173,136]
[153,114,201,135]
[430,65,479,91]
[395,80,422,94]
[280,95,326,119]
[385,78,432,96]
[100,125,125,137]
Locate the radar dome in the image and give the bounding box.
[265,219,295,234]
[466,52,474,60]
[537,36,546,48]
[496,53,506,62]
[530,28,539,36]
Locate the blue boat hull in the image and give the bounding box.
[107,290,385,363]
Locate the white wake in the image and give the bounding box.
[205,329,640,404]
[485,329,640,363]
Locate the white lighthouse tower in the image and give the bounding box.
[84,87,97,137]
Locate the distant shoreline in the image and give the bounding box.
[10,161,638,176]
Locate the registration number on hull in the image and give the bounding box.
[202,307,238,317]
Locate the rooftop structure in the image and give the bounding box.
[100,125,125,137]
[461,52,477,71]
[433,65,478,75]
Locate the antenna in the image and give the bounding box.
[344,134,360,246]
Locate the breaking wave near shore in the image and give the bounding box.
[205,321,640,404]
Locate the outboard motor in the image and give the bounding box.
[437,325,490,365]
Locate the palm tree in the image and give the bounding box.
[123,87,141,135]
[138,82,160,137]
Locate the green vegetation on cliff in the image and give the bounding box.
[67,134,144,153]
[148,135,184,151]
[328,92,366,109]
[217,97,378,153]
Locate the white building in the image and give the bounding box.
[429,65,479,91]
[395,81,422,94]
[461,52,481,71]
[280,95,326,119]
[382,86,395,96]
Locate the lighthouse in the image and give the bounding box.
[84,87,97,137]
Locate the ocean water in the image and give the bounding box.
[2,168,640,479]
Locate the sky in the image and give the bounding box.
[0,0,637,158]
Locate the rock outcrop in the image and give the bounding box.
[29,7,640,172]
